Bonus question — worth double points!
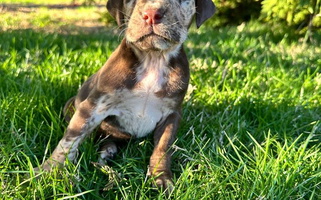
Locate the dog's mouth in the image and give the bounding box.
[137,32,169,42]
[129,32,178,51]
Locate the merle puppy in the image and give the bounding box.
[36,0,215,191]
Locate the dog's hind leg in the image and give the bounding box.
[37,98,109,171]
[96,118,132,164]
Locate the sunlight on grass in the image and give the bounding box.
[1,8,107,33]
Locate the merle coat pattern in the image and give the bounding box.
[36,0,215,191]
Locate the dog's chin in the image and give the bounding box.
[129,34,177,52]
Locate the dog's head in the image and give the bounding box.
[107,0,215,52]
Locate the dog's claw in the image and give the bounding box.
[33,158,64,173]
[33,167,41,172]
[153,175,174,194]
[147,167,174,194]
[155,176,174,188]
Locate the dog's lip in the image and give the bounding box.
[136,32,171,43]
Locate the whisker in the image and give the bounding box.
[118,28,127,40]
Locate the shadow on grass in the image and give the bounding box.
[181,98,321,142]
[187,25,321,72]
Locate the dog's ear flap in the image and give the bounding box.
[107,0,125,26]
[195,0,216,28]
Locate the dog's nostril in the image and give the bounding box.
[142,9,163,25]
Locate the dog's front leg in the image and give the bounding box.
[149,112,180,191]
[39,99,107,171]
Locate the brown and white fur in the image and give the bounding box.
[35,0,215,191]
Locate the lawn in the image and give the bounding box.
[1,1,321,200]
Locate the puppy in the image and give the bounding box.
[36,0,215,191]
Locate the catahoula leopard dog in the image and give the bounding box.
[35,0,215,191]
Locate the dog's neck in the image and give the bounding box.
[128,41,174,93]
[126,39,183,65]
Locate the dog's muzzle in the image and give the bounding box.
[125,2,192,51]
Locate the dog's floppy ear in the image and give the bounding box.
[107,0,125,26]
[195,0,216,28]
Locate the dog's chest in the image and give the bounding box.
[96,59,175,138]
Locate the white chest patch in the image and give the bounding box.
[95,56,175,138]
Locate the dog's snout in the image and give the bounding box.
[125,0,203,50]
[142,9,163,25]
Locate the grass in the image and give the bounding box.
[1,2,321,200]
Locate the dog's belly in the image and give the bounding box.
[99,90,174,138]
[115,96,167,138]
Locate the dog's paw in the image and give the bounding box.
[33,159,62,173]
[147,167,174,194]
[33,167,41,173]
[99,141,118,164]
[154,175,174,193]
[31,164,51,179]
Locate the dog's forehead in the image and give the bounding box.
[125,0,196,20]
[126,0,195,8]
